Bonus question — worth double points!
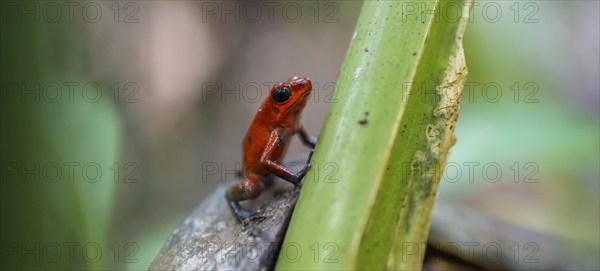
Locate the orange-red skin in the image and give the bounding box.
[241,77,311,186]
[226,77,315,222]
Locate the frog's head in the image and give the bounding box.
[269,76,312,118]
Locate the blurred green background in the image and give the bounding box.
[1,1,598,270]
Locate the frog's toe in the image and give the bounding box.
[250,210,267,222]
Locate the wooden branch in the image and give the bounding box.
[149,181,299,270]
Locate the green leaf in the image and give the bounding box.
[276,0,472,269]
[0,20,121,269]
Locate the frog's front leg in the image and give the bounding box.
[297,124,316,169]
[261,129,310,186]
[297,124,317,148]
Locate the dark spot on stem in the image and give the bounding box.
[358,119,368,125]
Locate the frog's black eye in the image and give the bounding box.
[299,83,305,89]
[272,86,292,103]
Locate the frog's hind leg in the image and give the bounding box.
[225,176,265,224]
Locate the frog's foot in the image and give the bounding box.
[291,150,313,188]
[249,210,267,223]
[228,200,251,222]
[228,200,267,227]
[239,210,267,228]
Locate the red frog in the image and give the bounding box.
[226,76,316,223]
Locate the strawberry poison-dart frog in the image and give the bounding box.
[226,76,316,223]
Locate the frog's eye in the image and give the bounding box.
[272,86,292,103]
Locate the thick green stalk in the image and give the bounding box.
[276,0,471,270]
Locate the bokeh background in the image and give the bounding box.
[1,1,598,270]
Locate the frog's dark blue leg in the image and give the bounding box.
[226,177,266,225]
[297,125,317,148]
